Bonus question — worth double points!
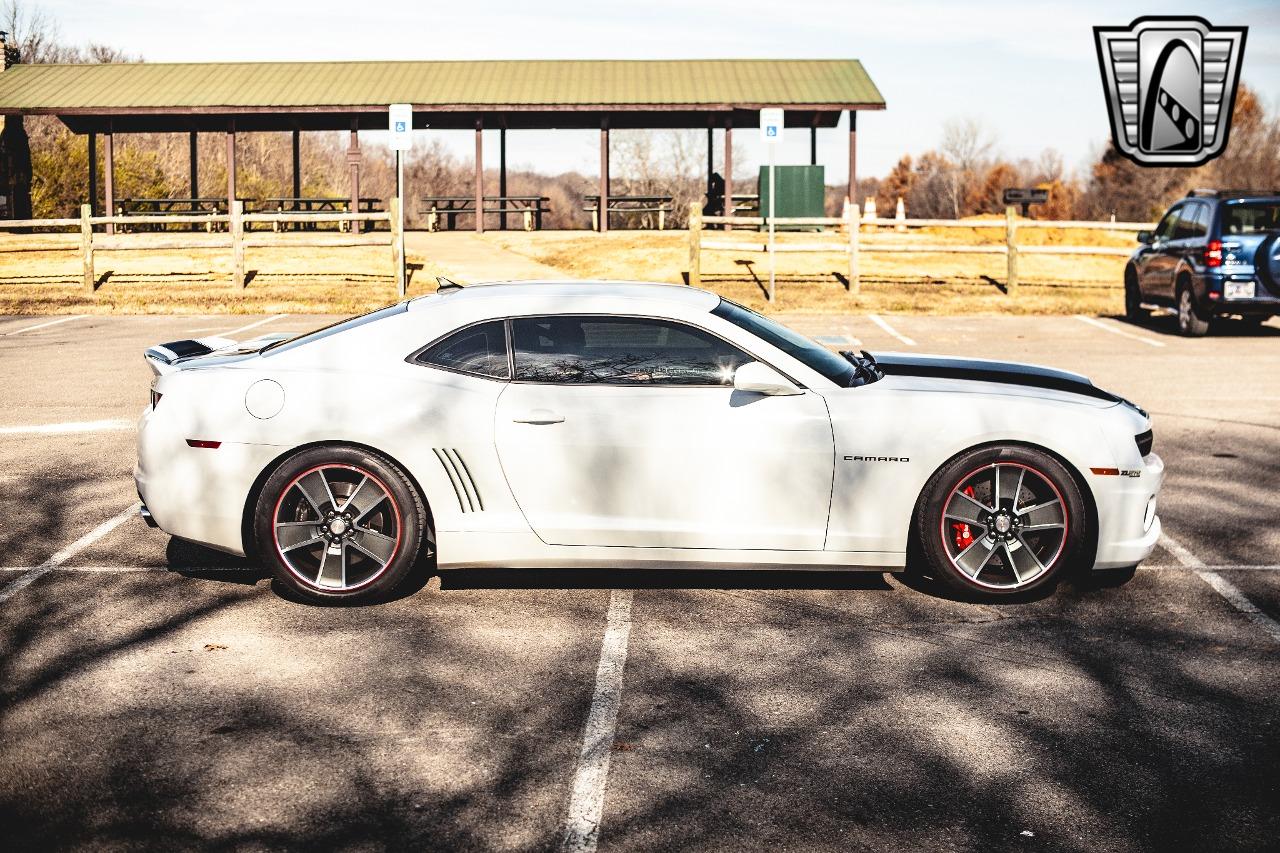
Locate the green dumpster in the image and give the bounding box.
[757,165,825,231]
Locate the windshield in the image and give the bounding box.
[260,302,408,355]
[711,298,856,387]
[1222,202,1280,235]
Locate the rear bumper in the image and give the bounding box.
[1204,272,1280,315]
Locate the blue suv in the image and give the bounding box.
[1126,190,1280,336]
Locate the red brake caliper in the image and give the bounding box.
[952,485,976,549]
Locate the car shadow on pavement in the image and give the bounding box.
[1111,312,1280,337]
[440,566,895,592]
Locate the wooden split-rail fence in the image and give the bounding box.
[687,202,1154,300]
[0,200,406,295]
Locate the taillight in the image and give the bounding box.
[1204,239,1223,268]
[150,389,163,408]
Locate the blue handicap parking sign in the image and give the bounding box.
[766,126,777,137]
[395,121,407,133]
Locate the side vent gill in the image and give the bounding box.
[433,448,484,512]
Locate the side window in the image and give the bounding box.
[511,316,751,386]
[1176,203,1207,239]
[414,320,509,379]
[1154,206,1181,241]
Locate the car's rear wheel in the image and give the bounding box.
[1177,279,1210,337]
[1124,267,1143,322]
[254,446,427,604]
[914,445,1089,597]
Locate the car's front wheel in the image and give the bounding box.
[254,446,428,604]
[914,445,1089,597]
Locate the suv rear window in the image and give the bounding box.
[1222,203,1280,235]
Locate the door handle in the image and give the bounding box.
[511,408,565,425]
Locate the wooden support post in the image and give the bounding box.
[810,126,817,166]
[847,110,857,206]
[349,122,361,234]
[688,201,701,287]
[103,129,115,236]
[391,196,404,298]
[723,121,733,230]
[1005,205,1019,294]
[599,121,610,233]
[291,129,301,200]
[847,198,860,295]
[226,123,236,223]
[230,199,245,288]
[189,131,198,198]
[474,119,484,233]
[87,133,97,216]
[706,126,714,195]
[80,203,94,292]
[498,127,507,231]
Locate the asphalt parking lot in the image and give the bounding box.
[2,309,1278,852]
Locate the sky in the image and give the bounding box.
[33,0,1280,182]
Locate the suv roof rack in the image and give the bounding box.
[1187,188,1280,199]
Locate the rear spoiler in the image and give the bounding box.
[144,333,291,376]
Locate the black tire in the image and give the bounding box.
[254,445,428,604]
[1124,267,1143,322]
[1177,278,1210,337]
[913,445,1090,598]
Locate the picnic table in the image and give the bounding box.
[117,198,228,231]
[420,196,550,231]
[247,198,385,231]
[583,195,674,231]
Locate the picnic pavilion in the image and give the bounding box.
[0,55,884,231]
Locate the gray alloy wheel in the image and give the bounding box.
[915,445,1088,597]
[1177,282,1210,337]
[255,446,427,603]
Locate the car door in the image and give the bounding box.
[1137,204,1184,298]
[493,314,835,550]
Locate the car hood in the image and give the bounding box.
[869,352,1144,412]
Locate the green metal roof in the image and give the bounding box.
[0,59,883,112]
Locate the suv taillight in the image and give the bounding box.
[1204,239,1223,268]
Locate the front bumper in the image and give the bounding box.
[1092,452,1165,570]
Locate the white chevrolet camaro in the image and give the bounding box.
[136,282,1164,603]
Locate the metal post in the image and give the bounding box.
[847,110,857,206]
[1005,205,1019,294]
[291,129,301,200]
[599,121,610,233]
[103,128,115,236]
[723,121,733,230]
[474,119,484,233]
[706,126,714,195]
[87,133,97,216]
[768,141,776,303]
[810,126,817,166]
[395,152,406,297]
[498,127,507,231]
[349,121,361,234]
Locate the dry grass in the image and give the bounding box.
[0,220,1135,316]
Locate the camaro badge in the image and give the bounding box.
[1093,16,1247,167]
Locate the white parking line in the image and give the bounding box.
[867,314,917,347]
[221,314,288,338]
[1,315,88,337]
[0,565,250,573]
[1141,564,1280,571]
[0,419,133,436]
[0,504,140,604]
[1160,532,1280,643]
[559,589,634,853]
[1074,315,1166,348]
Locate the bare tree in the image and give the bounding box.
[939,117,995,218]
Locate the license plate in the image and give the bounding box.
[1225,280,1256,299]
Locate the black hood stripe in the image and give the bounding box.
[872,353,1122,404]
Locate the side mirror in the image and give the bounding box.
[1136,230,1153,245]
[733,361,801,396]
